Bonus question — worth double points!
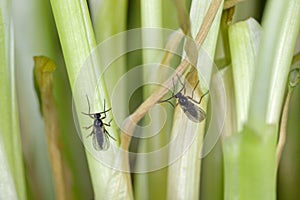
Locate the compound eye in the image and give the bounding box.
[180,98,186,104]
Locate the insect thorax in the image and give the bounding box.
[178,95,188,105]
[94,119,103,126]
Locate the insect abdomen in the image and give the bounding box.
[95,129,105,149]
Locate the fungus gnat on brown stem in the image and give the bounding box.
[159,75,209,123]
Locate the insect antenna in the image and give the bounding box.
[187,89,209,104]
[81,95,94,118]
[199,90,209,103]
[99,99,112,116]
[82,95,111,116]
[191,80,199,99]
[158,77,176,107]
[176,74,186,95]
[159,99,175,108]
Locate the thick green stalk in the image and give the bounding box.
[248,0,300,129]
[49,0,133,199]
[135,1,170,200]
[89,0,128,120]
[14,0,93,198]
[225,17,271,200]
[167,0,223,199]
[224,0,300,198]
[0,2,26,199]
[223,124,277,200]
[200,67,234,200]
[229,18,261,131]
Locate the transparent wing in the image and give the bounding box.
[92,127,110,151]
[92,133,101,151]
[102,129,110,150]
[180,102,206,123]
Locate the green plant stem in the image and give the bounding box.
[49,1,133,199]
[167,0,223,199]
[229,18,261,131]
[137,1,169,200]
[224,0,300,198]
[120,0,223,150]
[0,3,26,199]
[223,124,277,200]
[224,16,274,200]
[220,6,234,65]
[248,0,300,129]
[89,0,128,121]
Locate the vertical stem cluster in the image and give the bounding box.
[49,0,133,199]
[224,0,300,199]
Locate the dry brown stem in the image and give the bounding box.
[121,0,223,150]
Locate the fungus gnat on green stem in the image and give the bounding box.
[159,75,209,123]
[82,95,116,151]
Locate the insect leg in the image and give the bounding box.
[82,95,96,118]
[158,78,176,104]
[172,77,176,96]
[103,119,115,140]
[103,118,112,126]
[187,90,209,104]
[82,124,93,130]
[86,130,94,138]
[176,74,186,95]
[191,80,199,99]
[104,129,116,141]
[166,100,175,108]
[86,95,91,114]
[102,99,107,119]
[81,112,95,119]
[99,99,112,116]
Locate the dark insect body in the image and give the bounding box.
[159,75,209,123]
[82,96,116,151]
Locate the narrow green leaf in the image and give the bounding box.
[0,3,27,199]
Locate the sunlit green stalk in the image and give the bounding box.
[135,1,169,200]
[225,18,274,200]
[224,0,300,199]
[229,18,261,131]
[89,0,128,120]
[0,2,26,199]
[49,0,133,199]
[248,0,300,129]
[167,0,223,199]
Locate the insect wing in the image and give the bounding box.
[102,130,110,150]
[180,101,206,123]
[92,133,101,151]
[92,127,110,151]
